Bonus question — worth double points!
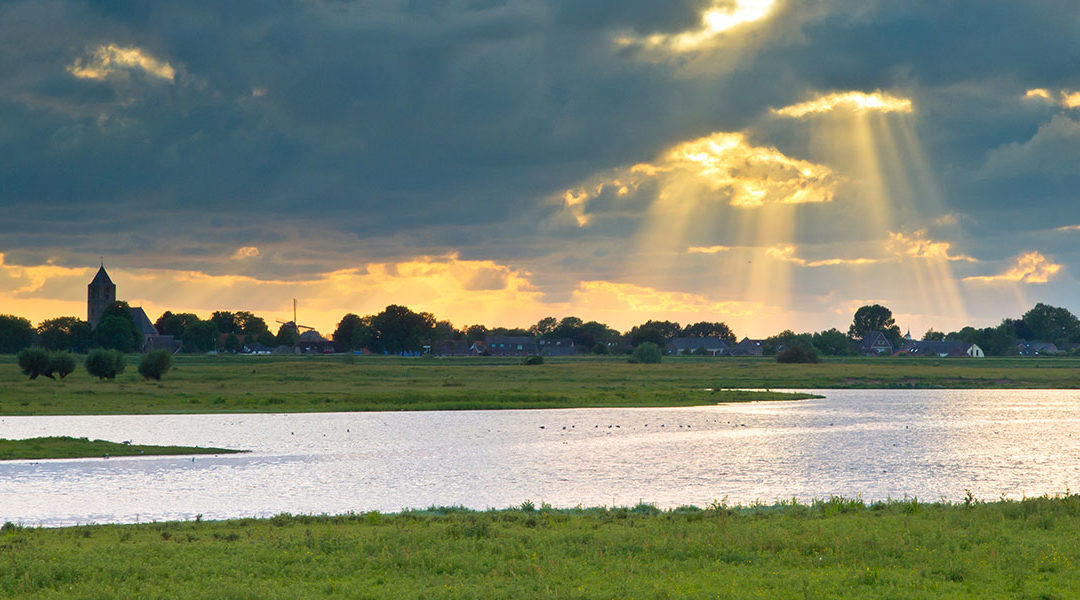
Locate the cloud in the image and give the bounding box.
[614,0,779,54]
[887,231,976,262]
[559,130,839,225]
[981,114,1080,178]
[67,44,176,81]
[1023,88,1080,110]
[686,245,731,254]
[772,90,914,118]
[963,252,1061,284]
[230,246,260,260]
[766,245,879,267]
[1055,225,1080,232]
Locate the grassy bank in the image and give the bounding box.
[0,436,244,461]
[4,496,1080,598]
[1,353,1078,416]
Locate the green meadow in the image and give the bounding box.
[4,496,1080,599]
[0,436,243,461]
[1,353,1079,416]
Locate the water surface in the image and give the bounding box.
[2,389,1079,526]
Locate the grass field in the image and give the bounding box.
[3,496,1080,598]
[0,436,244,461]
[1,353,1079,416]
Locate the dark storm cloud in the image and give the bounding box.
[2,0,1079,300]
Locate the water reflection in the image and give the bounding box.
[3,389,1080,526]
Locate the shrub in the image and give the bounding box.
[138,350,174,381]
[17,347,51,379]
[629,342,662,364]
[522,355,544,366]
[85,349,126,380]
[776,346,820,364]
[592,343,609,355]
[49,351,76,379]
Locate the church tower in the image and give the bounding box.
[87,263,116,328]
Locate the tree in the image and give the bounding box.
[37,317,93,352]
[223,333,241,353]
[210,311,240,334]
[333,314,364,351]
[85,349,125,380]
[777,346,820,363]
[0,314,35,354]
[154,312,200,338]
[629,342,662,364]
[234,311,270,339]
[138,350,174,380]
[528,317,558,338]
[848,304,902,345]
[812,328,852,356]
[764,330,814,356]
[681,321,736,345]
[94,315,139,352]
[463,325,488,342]
[50,351,76,379]
[370,305,435,354]
[629,326,666,348]
[182,320,220,353]
[922,329,946,342]
[275,323,299,346]
[631,320,681,340]
[551,316,584,340]
[17,348,51,379]
[1022,303,1080,343]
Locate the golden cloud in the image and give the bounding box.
[773,91,914,118]
[614,0,778,54]
[67,44,176,81]
[887,231,976,262]
[963,252,1062,284]
[560,131,839,225]
[766,245,879,267]
[1023,88,1080,110]
[686,245,732,255]
[230,246,260,260]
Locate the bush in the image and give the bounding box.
[522,355,544,366]
[17,348,51,379]
[592,343,609,355]
[629,342,662,364]
[138,350,174,380]
[776,346,820,364]
[49,351,76,379]
[85,349,126,380]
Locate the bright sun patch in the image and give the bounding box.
[558,130,838,226]
[773,91,914,118]
[616,0,778,54]
[964,252,1061,284]
[67,44,176,81]
[887,231,976,263]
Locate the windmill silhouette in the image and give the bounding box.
[276,299,315,338]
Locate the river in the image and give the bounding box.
[3,389,1079,526]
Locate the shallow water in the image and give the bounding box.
[3,389,1080,526]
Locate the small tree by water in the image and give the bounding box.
[138,350,174,381]
[85,349,126,380]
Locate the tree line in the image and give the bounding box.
[1,300,1079,357]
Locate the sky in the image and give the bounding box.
[2,0,1080,338]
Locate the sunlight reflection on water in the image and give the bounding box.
[3,389,1080,526]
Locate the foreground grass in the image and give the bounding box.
[4,496,1080,598]
[0,436,244,461]
[1,353,1079,416]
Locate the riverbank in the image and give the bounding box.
[3,496,1078,598]
[1,354,1077,416]
[0,436,244,461]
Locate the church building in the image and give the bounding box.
[87,264,180,353]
